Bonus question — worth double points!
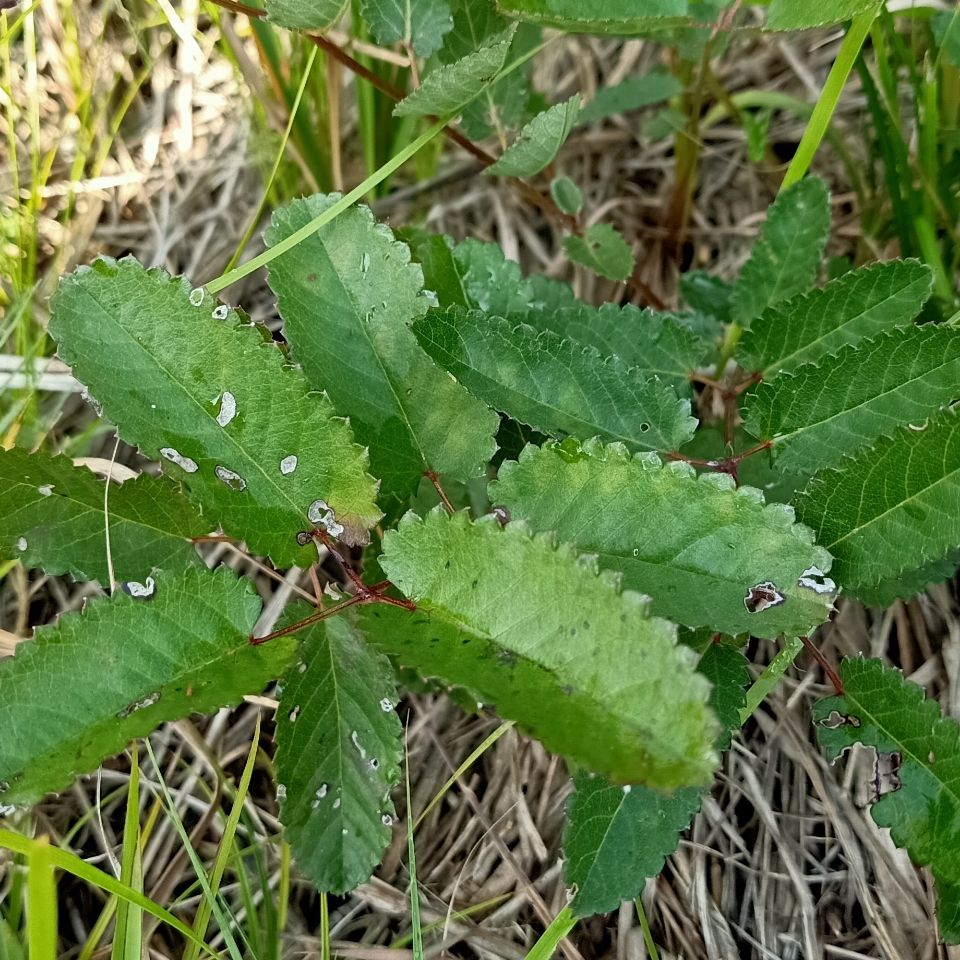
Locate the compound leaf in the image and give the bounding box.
[737,260,933,375]
[486,95,580,177]
[265,0,348,29]
[49,258,380,561]
[743,324,960,476]
[413,307,697,453]
[276,615,401,894]
[563,223,635,281]
[0,567,294,808]
[266,196,497,513]
[393,26,515,117]
[730,178,830,327]
[359,0,453,56]
[491,438,835,639]
[0,448,204,583]
[367,509,720,788]
[564,643,748,917]
[814,657,960,943]
[795,408,960,595]
[768,0,882,30]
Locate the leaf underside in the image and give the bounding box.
[795,408,960,595]
[0,448,204,583]
[368,509,720,788]
[266,196,497,514]
[0,567,294,807]
[393,26,515,117]
[264,0,347,29]
[49,258,380,561]
[743,324,960,476]
[486,95,580,177]
[814,657,960,943]
[277,614,402,894]
[736,260,933,375]
[413,307,696,453]
[491,438,835,639]
[768,0,882,30]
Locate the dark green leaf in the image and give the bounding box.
[795,408,960,596]
[768,0,882,30]
[737,260,933,375]
[265,0,347,29]
[266,196,497,512]
[0,448,204,583]
[0,567,294,808]
[730,178,830,327]
[743,324,960,476]
[413,307,697,453]
[359,0,453,56]
[550,176,583,214]
[277,615,401,894]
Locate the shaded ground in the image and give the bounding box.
[2,5,958,958]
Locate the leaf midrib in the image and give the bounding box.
[78,280,309,521]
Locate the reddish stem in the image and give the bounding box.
[250,594,364,644]
[425,469,456,514]
[666,439,772,485]
[800,634,844,695]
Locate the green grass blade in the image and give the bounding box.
[524,906,577,960]
[26,836,56,960]
[0,830,214,955]
[112,751,143,960]
[184,717,262,960]
[781,9,878,190]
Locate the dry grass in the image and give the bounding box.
[2,4,959,959]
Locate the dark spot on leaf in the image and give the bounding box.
[497,650,518,667]
[296,531,312,546]
[744,581,785,613]
[472,579,479,589]
[820,710,861,729]
[306,274,318,282]
[639,422,650,433]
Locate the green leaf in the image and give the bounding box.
[491,438,835,639]
[564,643,748,917]
[814,657,960,943]
[0,448,204,583]
[436,0,536,139]
[743,325,960,476]
[393,26,515,117]
[276,615,401,894]
[368,509,720,788]
[853,551,960,608]
[521,303,709,395]
[413,307,697,453]
[48,258,380,561]
[768,0,881,30]
[486,96,580,177]
[359,0,453,56]
[563,224,635,281]
[0,567,294,808]
[550,176,583,214]
[264,0,348,29]
[265,196,497,513]
[578,71,681,124]
[497,0,691,33]
[737,260,933,375]
[730,178,830,327]
[795,408,960,595]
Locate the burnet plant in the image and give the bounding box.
[2,0,959,944]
